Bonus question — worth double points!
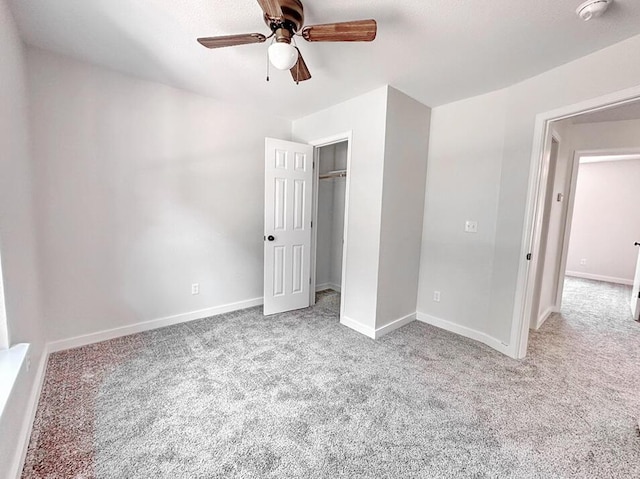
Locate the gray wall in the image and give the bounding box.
[567,159,640,283]
[293,87,388,332]
[418,33,640,352]
[26,47,292,342]
[294,86,431,334]
[377,87,431,328]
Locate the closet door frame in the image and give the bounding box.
[308,132,352,322]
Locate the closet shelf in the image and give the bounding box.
[319,169,347,180]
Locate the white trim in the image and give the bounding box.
[513,84,640,359]
[340,316,376,339]
[580,153,640,164]
[48,297,263,353]
[417,312,511,356]
[0,343,29,416]
[534,306,558,330]
[374,313,416,339]
[10,345,49,479]
[315,283,341,293]
[565,271,633,285]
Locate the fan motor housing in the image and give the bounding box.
[264,0,304,33]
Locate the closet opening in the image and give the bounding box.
[309,139,349,316]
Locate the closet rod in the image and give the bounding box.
[319,169,347,180]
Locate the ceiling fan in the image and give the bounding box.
[197,0,377,84]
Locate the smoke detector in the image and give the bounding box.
[576,0,613,21]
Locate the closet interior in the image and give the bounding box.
[315,141,348,308]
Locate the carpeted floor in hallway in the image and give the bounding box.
[21,281,640,478]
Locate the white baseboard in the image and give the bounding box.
[11,345,49,479]
[374,313,416,339]
[566,271,633,286]
[534,306,558,330]
[315,283,341,293]
[416,312,510,356]
[340,316,376,339]
[48,297,263,353]
[341,313,416,340]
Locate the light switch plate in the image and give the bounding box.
[465,220,478,233]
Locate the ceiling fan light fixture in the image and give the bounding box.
[268,42,299,70]
[576,0,613,21]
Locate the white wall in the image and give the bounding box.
[293,87,388,332]
[294,86,431,335]
[377,87,430,328]
[26,47,291,342]
[418,33,640,353]
[566,159,640,284]
[569,118,640,151]
[0,0,46,473]
[418,88,507,337]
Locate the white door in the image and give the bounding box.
[632,242,640,320]
[264,138,314,316]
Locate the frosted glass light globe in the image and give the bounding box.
[268,42,299,70]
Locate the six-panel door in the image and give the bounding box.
[264,138,314,315]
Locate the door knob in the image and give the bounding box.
[635,242,640,247]
[267,235,275,242]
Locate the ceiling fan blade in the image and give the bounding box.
[197,33,267,49]
[257,0,283,20]
[302,19,377,42]
[290,48,311,84]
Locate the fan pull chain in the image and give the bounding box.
[266,48,270,82]
[292,40,300,85]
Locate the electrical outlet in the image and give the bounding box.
[464,220,478,233]
[433,291,441,302]
[191,283,200,295]
[580,258,587,265]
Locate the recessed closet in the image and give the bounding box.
[314,141,348,307]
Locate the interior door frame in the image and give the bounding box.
[528,129,562,330]
[308,131,353,323]
[512,85,640,359]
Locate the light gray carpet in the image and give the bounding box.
[26,281,640,478]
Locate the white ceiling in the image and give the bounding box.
[9,0,640,120]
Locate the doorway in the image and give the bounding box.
[524,100,640,351]
[310,139,349,316]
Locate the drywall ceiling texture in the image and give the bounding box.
[419,33,640,356]
[9,0,640,119]
[27,47,291,342]
[0,0,46,475]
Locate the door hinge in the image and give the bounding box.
[309,277,311,284]
[311,221,313,228]
[312,161,315,169]
[526,253,532,261]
